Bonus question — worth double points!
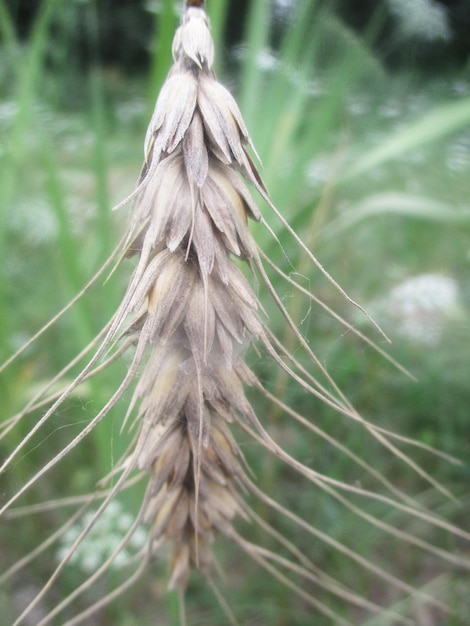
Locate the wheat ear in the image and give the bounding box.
[2,2,470,625]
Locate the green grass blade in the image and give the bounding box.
[147,0,179,115]
[345,96,470,180]
[206,0,229,72]
[324,192,470,239]
[239,0,271,125]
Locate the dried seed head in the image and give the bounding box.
[107,2,274,594]
[173,7,214,69]
[4,2,468,625]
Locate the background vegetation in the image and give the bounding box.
[1,0,470,624]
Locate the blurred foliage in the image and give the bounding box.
[1,0,470,624]
[2,0,470,89]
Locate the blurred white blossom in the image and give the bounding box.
[387,0,452,41]
[57,501,146,574]
[382,273,461,345]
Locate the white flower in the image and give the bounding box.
[386,273,460,345]
[387,0,452,42]
[57,501,146,574]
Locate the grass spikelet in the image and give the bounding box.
[1,1,469,625]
